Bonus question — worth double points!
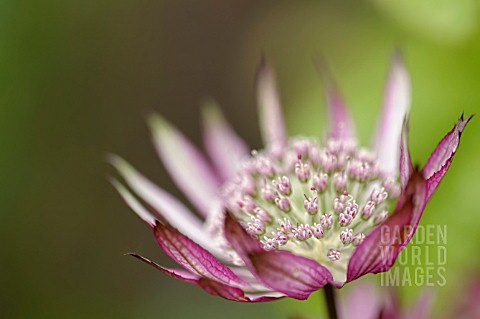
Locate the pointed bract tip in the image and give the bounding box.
[108,176,122,189]
[313,54,328,72]
[147,113,171,135]
[392,48,405,63]
[108,160,159,226]
[458,113,475,132]
[107,154,133,175]
[104,151,119,164]
[402,112,410,130]
[256,55,275,82]
[313,54,336,91]
[259,51,267,69]
[105,152,120,166]
[201,98,223,124]
[254,55,287,147]
[389,49,409,79]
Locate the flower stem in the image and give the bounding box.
[323,284,338,319]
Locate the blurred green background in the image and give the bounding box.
[1,0,479,318]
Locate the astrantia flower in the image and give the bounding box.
[111,53,472,302]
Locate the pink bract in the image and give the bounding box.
[111,53,472,301]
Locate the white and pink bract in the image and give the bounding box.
[111,53,472,302]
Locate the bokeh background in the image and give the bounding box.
[1,0,479,318]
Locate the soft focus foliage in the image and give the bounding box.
[1,0,478,318]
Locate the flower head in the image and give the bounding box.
[111,53,472,301]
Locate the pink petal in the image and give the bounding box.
[244,292,286,302]
[197,278,283,302]
[374,51,411,176]
[399,116,413,190]
[230,267,272,291]
[338,280,382,319]
[110,155,202,229]
[346,170,426,282]
[256,57,287,149]
[317,60,356,142]
[153,222,248,288]
[422,114,473,200]
[202,101,249,181]
[456,275,480,318]
[224,213,333,300]
[129,253,283,302]
[378,288,400,319]
[403,289,434,319]
[247,251,333,300]
[148,115,221,217]
[109,156,225,258]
